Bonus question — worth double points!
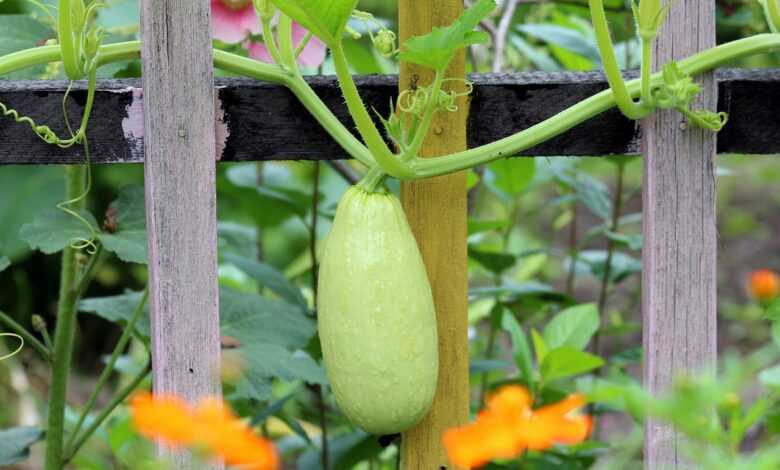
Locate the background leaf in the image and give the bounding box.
[0,427,43,466]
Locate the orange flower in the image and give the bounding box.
[748,269,780,302]
[443,386,590,468]
[130,392,279,470]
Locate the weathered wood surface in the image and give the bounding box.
[399,1,470,469]
[140,0,222,468]
[0,69,778,165]
[642,1,718,467]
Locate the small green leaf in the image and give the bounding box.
[250,391,297,426]
[20,208,98,255]
[0,427,44,466]
[99,186,147,264]
[502,313,535,390]
[270,0,358,45]
[543,303,600,351]
[541,347,604,383]
[399,0,495,71]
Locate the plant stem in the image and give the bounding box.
[588,0,651,119]
[65,287,149,453]
[401,69,444,162]
[308,163,329,470]
[594,162,625,357]
[45,164,86,470]
[641,38,654,105]
[0,310,50,361]
[331,44,411,179]
[65,363,151,464]
[74,244,104,299]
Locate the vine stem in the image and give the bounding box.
[308,162,329,470]
[594,161,625,358]
[44,165,86,470]
[65,287,149,453]
[64,363,151,464]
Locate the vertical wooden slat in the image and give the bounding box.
[642,1,717,467]
[399,1,470,468]
[140,0,222,467]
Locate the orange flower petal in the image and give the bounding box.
[130,392,199,446]
[748,269,780,302]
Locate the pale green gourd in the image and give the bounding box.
[317,185,438,435]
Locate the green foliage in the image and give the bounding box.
[398,0,495,71]
[543,303,600,351]
[270,0,358,46]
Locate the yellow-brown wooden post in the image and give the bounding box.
[399,1,471,468]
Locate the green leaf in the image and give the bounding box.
[0,427,44,466]
[487,158,536,197]
[502,313,535,389]
[467,219,510,236]
[468,246,516,274]
[0,16,54,79]
[541,347,604,383]
[469,359,513,374]
[99,186,147,264]
[20,208,98,255]
[573,250,642,283]
[399,0,495,71]
[297,431,383,470]
[543,303,600,351]
[531,328,548,365]
[223,253,307,311]
[270,0,358,45]
[79,290,150,337]
[250,391,296,426]
[0,167,64,260]
[470,280,573,305]
[0,256,9,273]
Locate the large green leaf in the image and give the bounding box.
[19,208,98,255]
[0,15,53,78]
[99,186,147,264]
[271,0,358,45]
[540,347,604,383]
[81,287,323,401]
[542,303,600,351]
[0,167,63,261]
[399,0,495,71]
[0,427,44,466]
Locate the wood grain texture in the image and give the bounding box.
[1,70,779,164]
[399,1,470,469]
[140,0,222,468]
[642,1,718,467]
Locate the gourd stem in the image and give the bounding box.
[357,166,388,193]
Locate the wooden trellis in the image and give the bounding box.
[1,0,778,468]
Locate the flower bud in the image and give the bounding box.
[748,269,780,303]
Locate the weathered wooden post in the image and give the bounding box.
[140,0,222,467]
[399,1,471,468]
[642,1,717,467]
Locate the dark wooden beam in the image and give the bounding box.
[0,69,778,165]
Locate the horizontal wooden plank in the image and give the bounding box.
[0,68,778,164]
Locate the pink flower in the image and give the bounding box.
[211,0,260,44]
[246,22,326,68]
[210,0,326,68]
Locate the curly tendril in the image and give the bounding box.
[0,333,24,362]
[398,78,474,117]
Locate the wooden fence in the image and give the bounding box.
[1,0,778,468]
